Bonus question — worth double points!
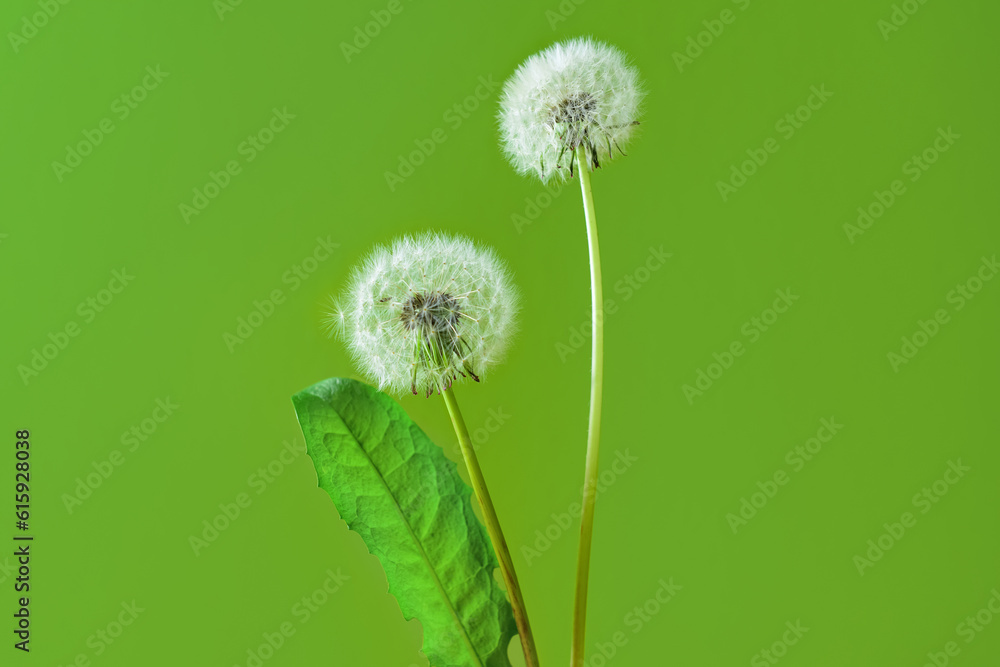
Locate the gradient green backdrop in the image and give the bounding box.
[2,0,998,665]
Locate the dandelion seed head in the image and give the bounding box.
[498,37,644,182]
[332,233,519,396]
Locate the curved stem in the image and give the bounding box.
[442,387,540,667]
[570,145,604,667]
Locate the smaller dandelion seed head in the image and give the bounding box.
[330,233,519,397]
[498,37,645,183]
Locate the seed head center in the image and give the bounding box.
[551,92,597,126]
[400,291,461,336]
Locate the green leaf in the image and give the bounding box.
[292,378,517,667]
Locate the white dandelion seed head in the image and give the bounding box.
[498,37,645,183]
[331,233,519,397]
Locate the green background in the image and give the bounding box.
[2,0,998,665]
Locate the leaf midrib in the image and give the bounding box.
[336,402,485,667]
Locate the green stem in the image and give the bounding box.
[570,145,604,667]
[442,387,540,667]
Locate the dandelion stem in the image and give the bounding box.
[570,144,604,667]
[442,387,540,667]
